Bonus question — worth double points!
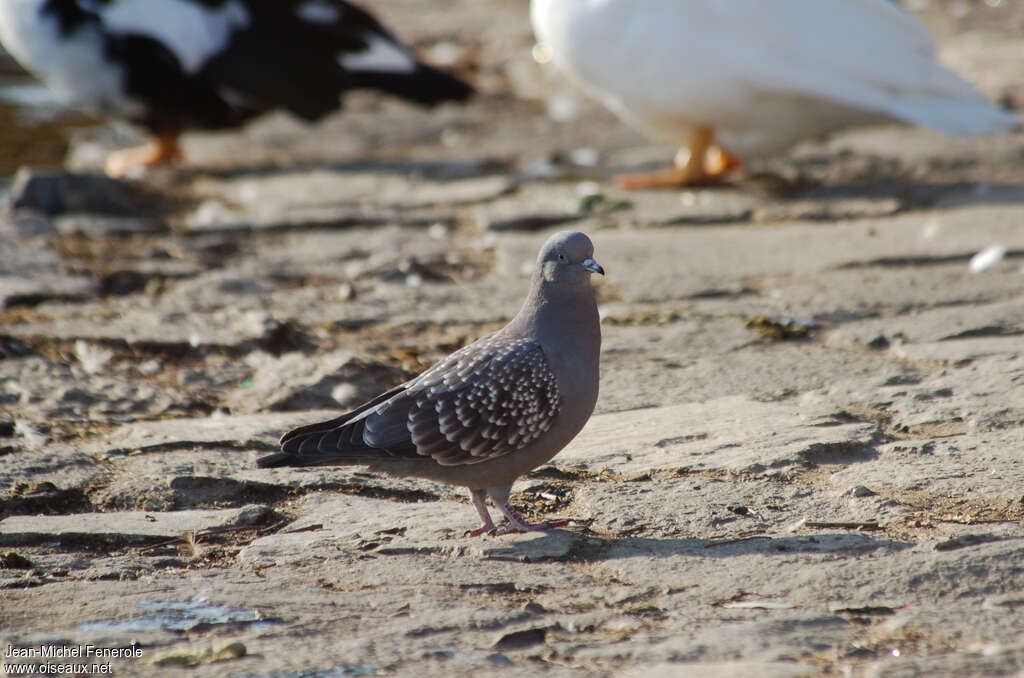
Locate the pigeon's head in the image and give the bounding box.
[537,230,604,285]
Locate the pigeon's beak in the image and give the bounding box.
[582,258,605,275]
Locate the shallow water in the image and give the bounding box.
[76,598,272,633]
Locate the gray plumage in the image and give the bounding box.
[259,230,604,535]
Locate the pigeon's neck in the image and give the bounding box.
[509,277,600,355]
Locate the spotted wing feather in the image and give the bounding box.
[364,335,560,466]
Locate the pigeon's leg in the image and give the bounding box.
[487,486,568,535]
[614,126,739,188]
[105,132,184,178]
[464,488,498,537]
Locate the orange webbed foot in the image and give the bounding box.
[705,145,742,178]
[104,133,183,178]
[614,126,741,189]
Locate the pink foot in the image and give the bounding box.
[464,523,497,537]
[464,489,569,537]
[491,518,568,536]
[494,502,569,534]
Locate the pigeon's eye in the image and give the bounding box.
[557,253,567,262]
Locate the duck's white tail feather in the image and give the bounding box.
[883,93,1018,136]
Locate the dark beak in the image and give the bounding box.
[582,258,605,275]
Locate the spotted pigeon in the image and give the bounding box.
[258,231,603,536]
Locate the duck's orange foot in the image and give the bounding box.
[104,133,183,178]
[705,145,742,178]
[613,145,742,189]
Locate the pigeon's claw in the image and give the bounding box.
[496,502,568,533]
[489,519,567,536]
[465,488,498,537]
[465,523,497,537]
[466,494,567,536]
[491,524,522,536]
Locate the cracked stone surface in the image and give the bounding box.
[2,1,1024,676]
[0,505,272,547]
[556,397,880,477]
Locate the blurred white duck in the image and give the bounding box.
[531,0,1018,187]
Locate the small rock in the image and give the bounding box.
[337,282,357,300]
[98,270,152,296]
[136,359,162,376]
[493,627,548,650]
[745,315,817,341]
[146,641,246,667]
[867,335,890,350]
[8,168,150,216]
[0,337,31,360]
[0,552,34,569]
[74,340,114,375]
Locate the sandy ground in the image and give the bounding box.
[1,1,1023,676]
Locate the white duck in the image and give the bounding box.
[531,0,1018,187]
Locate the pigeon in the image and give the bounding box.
[0,0,473,176]
[530,0,1018,187]
[259,231,604,536]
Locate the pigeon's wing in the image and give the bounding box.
[264,334,561,468]
[362,334,562,466]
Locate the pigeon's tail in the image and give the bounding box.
[256,446,376,468]
[256,452,301,469]
[260,426,395,467]
[259,420,384,469]
[257,448,372,469]
[259,385,409,469]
